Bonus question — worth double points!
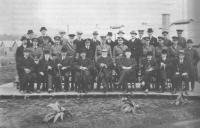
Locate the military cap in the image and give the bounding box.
[32,38,38,42]
[130,30,137,35]
[147,28,153,33]
[100,35,106,39]
[117,30,125,34]
[178,50,185,55]
[59,31,66,35]
[40,27,47,32]
[54,35,61,40]
[27,30,34,34]
[101,48,108,52]
[161,49,168,54]
[107,32,113,36]
[144,37,150,41]
[20,36,28,41]
[187,39,193,44]
[158,36,164,40]
[68,34,76,37]
[24,48,31,53]
[43,49,50,54]
[147,51,153,56]
[172,36,178,41]
[138,30,144,33]
[77,31,83,35]
[162,30,169,34]
[176,29,184,33]
[61,47,68,53]
[93,31,99,35]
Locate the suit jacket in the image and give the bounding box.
[82,43,96,60]
[27,38,33,48]
[174,57,190,75]
[128,38,143,60]
[142,58,158,73]
[96,56,113,70]
[62,40,76,57]
[74,58,94,72]
[168,45,183,59]
[116,57,137,69]
[74,38,85,54]
[106,40,117,53]
[178,37,187,48]
[18,57,35,74]
[38,58,55,74]
[38,35,54,47]
[16,45,25,64]
[149,36,158,47]
[163,38,172,47]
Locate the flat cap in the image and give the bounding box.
[130,30,137,35]
[40,27,47,32]
[117,30,125,34]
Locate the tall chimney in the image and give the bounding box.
[162,14,170,31]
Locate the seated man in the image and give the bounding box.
[18,49,36,93]
[54,47,73,91]
[74,49,94,93]
[38,49,55,93]
[96,48,113,92]
[157,49,173,92]
[142,51,158,93]
[115,48,137,91]
[171,50,190,94]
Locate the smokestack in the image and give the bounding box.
[162,14,170,31]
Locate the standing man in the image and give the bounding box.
[16,36,28,89]
[128,30,143,67]
[26,30,34,48]
[91,31,101,47]
[29,38,43,60]
[185,39,199,91]
[147,28,158,47]
[106,32,116,53]
[168,36,183,60]
[177,29,187,48]
[115,30,128,46]
[38,27,54,47]
[62,34,77,58]
[51,35,62,60]
[138,30,145,40]
[74,31,85,57]
[59,31,68,46]
[162,30,172,47]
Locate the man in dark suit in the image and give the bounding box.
[128,30,143,66]
[38,27,54,47]
[106,32,116,53]
[91,31,101,47]
[171,50,190,94]
[18,49,36,93]
[74,49,94,92]
[157,49,173,92]
[184,39,199,91]
[138,30,145,40]
[38,49,55,93]
[54,47,74,91]
[74,31,85,57]
[147,28,158,47]
[26,30,34,48]
[16,36,28,89]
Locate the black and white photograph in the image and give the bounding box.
[0,0,200,127]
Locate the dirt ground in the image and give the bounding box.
[0,98,200,128]
[0,65,16,85]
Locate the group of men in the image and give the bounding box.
[15,27,199,94]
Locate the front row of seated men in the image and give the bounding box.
[17,43,192,94]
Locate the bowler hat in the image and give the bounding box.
[147,28,153,33]
[27,30,34,34]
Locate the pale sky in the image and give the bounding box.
[0,0,188,37]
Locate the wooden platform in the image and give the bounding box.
[0,82,200,99]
